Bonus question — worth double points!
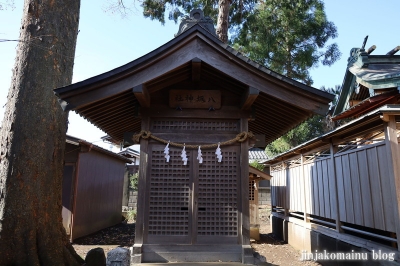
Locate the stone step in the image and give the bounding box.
[142,251,242,264]
[132,263,250,266]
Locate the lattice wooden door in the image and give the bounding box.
[196,147,240,244]
[145,143,240,245]
[146,145,193,244]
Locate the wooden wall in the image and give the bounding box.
[71,150,126,240]
[335,143,395,232]
[271,141,396,233]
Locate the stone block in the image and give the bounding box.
[107,247,131,266]
[85,247,106,266]
[242,245,255,265]
[130,254,142,265]
[131,244,142,254]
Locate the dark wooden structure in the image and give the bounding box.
[248,166,271,240]
[54,10,333,264]
[62,135,130,240]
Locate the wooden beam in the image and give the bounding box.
[241,87,259,110]
[384,116,400,251]
[329,142,342,233]
[300,154,310,223]
[191,58,201,82]
[386,46,400,56]
[58,37,332,115]
[134,116,150,247]
[140,106,251,119]
[133,84,150,108]
[240,117,251,250]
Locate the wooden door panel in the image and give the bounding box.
[196,147,240,244]
[146,146,192,244]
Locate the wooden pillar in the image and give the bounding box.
[133,116,150,259]
[239,118,250,245]
[240,118,253,264]
[329,141,342,232]
[383,115,400,251]
[301,154,309,223]
[284,161,289,217]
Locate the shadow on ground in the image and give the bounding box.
[73,222,136,246]
[252,233,283,266]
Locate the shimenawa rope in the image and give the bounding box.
[133,130,254,149]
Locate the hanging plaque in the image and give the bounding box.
[169,90,221,109]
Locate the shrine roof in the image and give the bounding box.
[249,166,271,180]
[333,45,400,118]
[249,148,269,162]
[66,135,131,163]
[54,22,334,146]
[266,105,400,164]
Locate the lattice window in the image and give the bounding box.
[197,150,238,236]
[151,119,239,132]
[271,164,285,173]
[336,130,385,155]
[249,180,255,201]
[148,149,191,236]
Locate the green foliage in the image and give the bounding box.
[232,0,341,85]
[127,209,137,222]
[229,0,342,157]
[321,85,341,110]
[129,172,138,190]
[265,114,325,157]
[265,86,342,157]
[140,0,256,34]
[249,160,265,171]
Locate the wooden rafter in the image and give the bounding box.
[191,58,202,82]
[133,84,150,108]
[241,86,259,110]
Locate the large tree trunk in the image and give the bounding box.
[0,0,83,265]
[216,0,230,43]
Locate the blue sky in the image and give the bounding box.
[1,0,399,150]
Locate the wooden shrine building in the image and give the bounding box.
[54,10,333,264]
[267,43,400,263]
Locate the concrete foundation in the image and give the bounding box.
[271,214,400,266]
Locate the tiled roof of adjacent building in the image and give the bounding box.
[249,148,268,162]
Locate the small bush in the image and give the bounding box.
[129,173,138,190]
[127,210,136,222]
[250,161,265,171]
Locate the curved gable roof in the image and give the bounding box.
[55,24,334,145]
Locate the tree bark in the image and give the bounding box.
[0,0,83,265]
[216,0,230,43]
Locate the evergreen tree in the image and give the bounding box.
[0,0,83,264]
[232,0,340,85]
[230,0,341,156]
[265,114,326,157]
[111,0,257,43]
[265,85,342,157]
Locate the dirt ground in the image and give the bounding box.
[72,207,320,265]
[251,207,321,266]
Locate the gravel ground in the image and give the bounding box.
[72,221,135,260]
[72,208,320,265]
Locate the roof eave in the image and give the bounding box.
[266,104,400,165]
